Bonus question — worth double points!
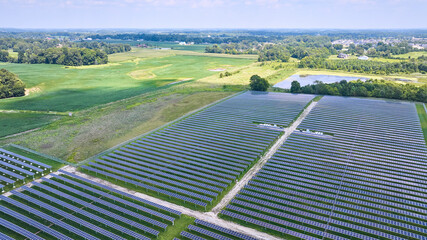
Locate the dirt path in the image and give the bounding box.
[60,166,282,240]
[211,101,317,215]
[55,101,318,240]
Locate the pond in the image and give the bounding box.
[274,74,369,89]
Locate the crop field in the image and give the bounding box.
[0,48,253,138]
[0,60,297,162]
[103,40,211,52]
[0,112,61,138]
[175,219,256,240]
[392,51,427,59]
[0,54,251,112]
[0,170,186,240]
[221,96,427,239]
[80,91,315,211]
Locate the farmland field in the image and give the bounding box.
[80,92,315,210]
[392,51,427,59]
[0,55,294,162]
[103,40,211,52]
[0,48,254,139]
[221,96,427,239]
[0,112,61,138]
[0,53,252,112]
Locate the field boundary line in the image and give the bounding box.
[0,109,69,115]
[78,91,246,166]
[0,127,41,140]
[58,165,282,240]
[210,99,318,214]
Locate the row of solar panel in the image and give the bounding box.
[0,148,52,190]
[287,133,427,163]
[175,219,257,240]
[83,92,315,209]
[0,170,181,240]
[224,96,427,239]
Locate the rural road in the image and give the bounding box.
[23,100,318,240]
[60,165,283,240]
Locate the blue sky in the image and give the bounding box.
[1,0,426,29]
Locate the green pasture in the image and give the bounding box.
[102,39,210,52]
[392,51,427,59]
[0,53,252,112]
[0,112,61,138]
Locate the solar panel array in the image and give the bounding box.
[0,170,181,240]
[175,219,257,240]
[82,91,314,209]
[0,148,51,191]
[222,96,427,239]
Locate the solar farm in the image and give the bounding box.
[80,92,315,210]
[0,148,52,192]
[1,91,426,240]
[176,219,256,240]
[221,96,427,239]
[0,170,181,240]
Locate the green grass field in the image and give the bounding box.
[392,51,427,59]
[0,47,254,139]
[416,103,427,144]
[103,39,210,52]
[0,53,251,112]
[0,112,61,138]
[0,47,299,161]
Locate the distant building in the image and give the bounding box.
[178,42,194,45]
[358,56,369,60]
[338,53,349,59]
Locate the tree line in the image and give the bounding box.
[0,38,131,66]
[205,35,338,62]
[0,69,25,99]
[289,79,426,102]
[0,47,109,66]
[298,56,427,74]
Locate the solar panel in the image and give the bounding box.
[58,169,181,216]
[0,217,44,240]
[51,173,176,223]
[194,219,257,240]
[0,148,51,169]
[0,198,73,240]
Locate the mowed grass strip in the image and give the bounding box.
[416,103,427,144]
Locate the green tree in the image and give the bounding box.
[0,69,25,99]
[290,80,301,93]
[0,50,9,62]
[333,44,343,51]
[17,51,25,63]
[249,75,269,91]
